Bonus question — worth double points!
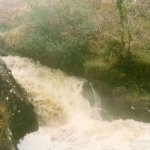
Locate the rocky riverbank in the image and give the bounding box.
[0,56,38,149]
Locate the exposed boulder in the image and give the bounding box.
[0,57,38,143]
[0,128,17,150]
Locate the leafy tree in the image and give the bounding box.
[116,0,132,57]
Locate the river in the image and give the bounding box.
[2,56,150,150]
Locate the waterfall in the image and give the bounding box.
[2,56,150,150]
[90,82,98,106]
[89,83,102,120]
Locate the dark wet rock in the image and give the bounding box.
[93,81,150,122]
[0,143,15,150]
[82,82,96,106]
[107,91,150,122]
[0,57,38,142]
[0,128,18,150]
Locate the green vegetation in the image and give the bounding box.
[0,102,10,143]
[1,0,150,121]
[13,0,97,75]
[2,1,149,90]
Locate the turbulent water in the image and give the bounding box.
[2,56,150,150]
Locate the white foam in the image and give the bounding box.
[2,56,150,150]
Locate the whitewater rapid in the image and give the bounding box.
[2,56,150,150]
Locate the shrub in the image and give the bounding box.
[15,0,96,75]
[11,0,150,90]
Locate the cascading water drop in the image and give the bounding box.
[2,56,150,150]
[90,83,97,103]
[89,82,102,120]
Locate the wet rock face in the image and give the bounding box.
[0,131,18,150]
[0,58,38,141]
[94,82,150,122]
[107,94,150,122]
[82,82,96,106]
[0,143,14,150]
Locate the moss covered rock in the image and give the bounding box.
[0,57,38,141]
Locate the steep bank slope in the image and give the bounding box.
[0,56,38,143]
